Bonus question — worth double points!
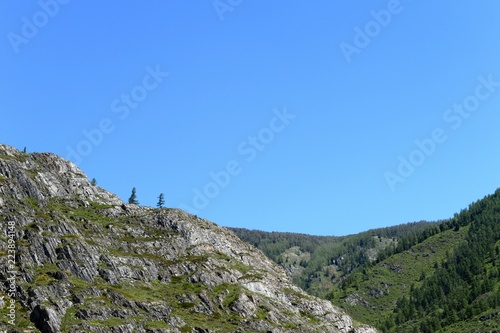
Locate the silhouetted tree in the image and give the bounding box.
[128,187,139,205]
[157,193,165,208]
[91,178,97,186]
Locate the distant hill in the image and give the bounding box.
[231,191,500,333]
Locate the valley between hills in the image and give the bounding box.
[1,143,499,333]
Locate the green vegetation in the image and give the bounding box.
[0,298,40,331]
[230,220,437,297]
[233,189,500,333]
[55,243,280,332]
[25,196,38,207]
[0,151,29,162]
[59,273,246,331]
[382,190,500,332]
[331,226,468,328]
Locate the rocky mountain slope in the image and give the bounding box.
[0,144,377,333]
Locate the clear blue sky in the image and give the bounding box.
[2,1,500,235]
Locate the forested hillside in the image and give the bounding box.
[231,188,500,333]
[230,220,438,297]
[384,190,500,332]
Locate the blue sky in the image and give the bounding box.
[2,1,500,236]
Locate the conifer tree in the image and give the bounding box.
[128,187,139,205]
[157,193,165,208]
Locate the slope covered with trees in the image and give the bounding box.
[384,190,500,332]
[231,189,500,333]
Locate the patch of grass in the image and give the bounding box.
[36,262,59,273]
[145,319,169,329]
[88,317,128,327]
[299,310,320,324]
[255,307,268,321]
[46,198,113,226]
[60,306,79,331]
[25,196,38,207]
[61,234,80,239]
[238,271,264,281]
[30,263,60,286]
[284,287,310,300]
[69,276,91,293]
[27,169,40,179]
[220,254,251,275]
[179,325,193,333]
[0,298,39,331]
[34,273,57,286]
[222,284,240,307]
[282,322,299,329]
[179,302,196,309]
[0,151,29,163]
[89,201,115,210]
[84,238,99,246]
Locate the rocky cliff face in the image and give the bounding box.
[0,144,377,333]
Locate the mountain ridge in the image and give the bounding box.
[0,143,376,333]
